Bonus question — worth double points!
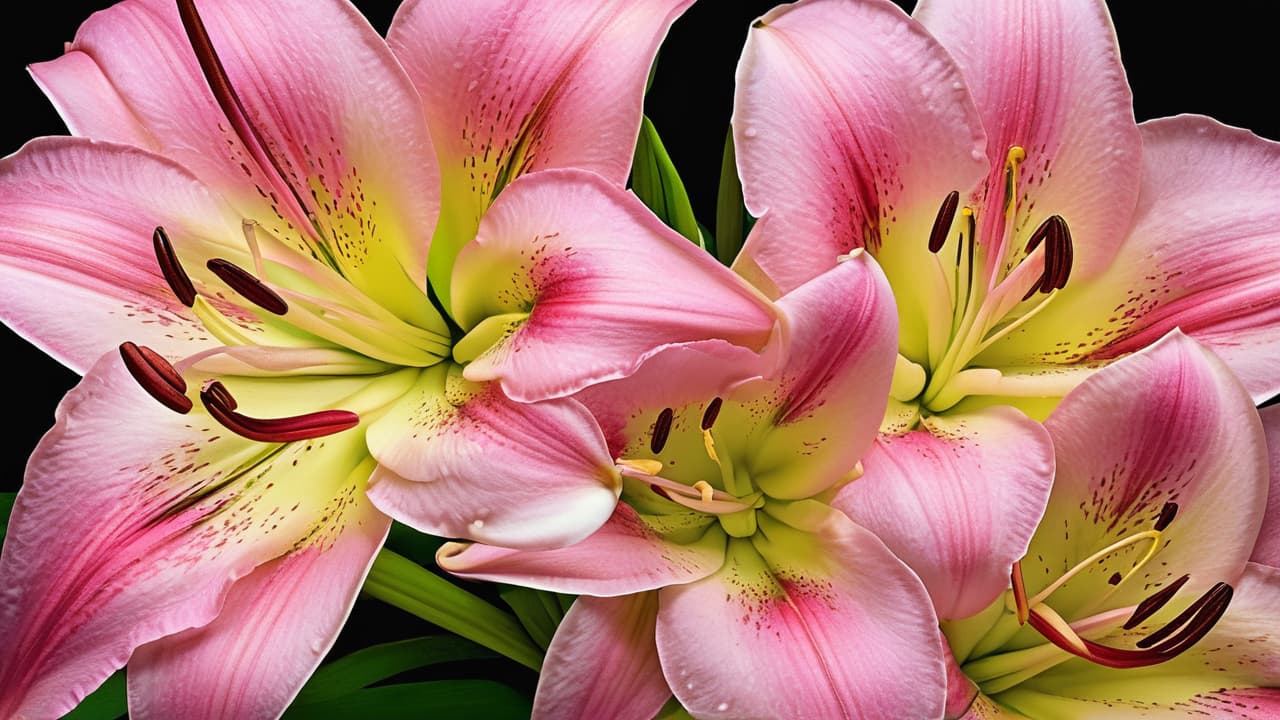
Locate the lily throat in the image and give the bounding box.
[887,146,1076,414]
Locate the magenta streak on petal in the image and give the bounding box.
[206,258,288,315]
[119,342,192,414]
[199,381,357,443]
[152,226,197,307]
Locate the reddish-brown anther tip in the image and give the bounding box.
[650,407,674,455]
[701,397,723,431]
[120,341,192,413]
[153,226,197,307]
[1154,501,1178,531]
[928,190,960,253]
[1136,582,1231,650]
[206,258,288,315]
[199,381,359,443]
[1123,574,1190,630]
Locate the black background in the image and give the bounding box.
[0,0,1277,698]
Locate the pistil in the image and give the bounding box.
[199,379,359,442]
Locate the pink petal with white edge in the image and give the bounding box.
[126,495,390,720]
[1022,332,1268,621]
[366,364,620,550]
[1253,404,1280,568]
[532,593,670,720]
[388,0,692,296]
[438,504,726,597]
[451,169,781,402]
[0,355,379,718]
[836,407,1054,620]
[33,0,440,322]
[998,563,1280,718]
[655,508,945,720]
[741,253,898,499]
[0,138,239,373]
[732,0,988,298]
[915,0,1141,281]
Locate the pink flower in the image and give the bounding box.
[439,253,951,720]
[941,333,1280,718]
[0,0,787,716]
[730,0,1280,627]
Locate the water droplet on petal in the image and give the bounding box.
[971,149,985,162]
[466,80,479,92]
[453,61,464,69]
[717,702,730,712]
[743,126,758,139]
[471,519,485,530]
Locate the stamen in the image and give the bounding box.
[700,397,723,431]
[650,407,674,454]
[1154,501,1178,531]
[1002,146,1026,213]
[617,458,663,475]
[691,480,715,503]
[199,380,359,442]
[153,226,197,307]
[1135,582,1228,649]
[206,258,289,315]
[119,342,192,414]
[928,190,960,253]
[1023,216,1056,255]
[1052,217,1073,290]
[1010,561,1029,625]
[1123,574,1190,630]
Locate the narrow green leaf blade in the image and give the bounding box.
[631,115,702,245]
[499,587,564,651]
[284,680,531,720]
[295,635,496,704]
[715,128,748,266]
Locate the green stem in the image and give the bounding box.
[363,549,544,671]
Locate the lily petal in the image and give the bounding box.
[387,0,692,298]
[451,169,780,402]
[914,0,1142,281]
[837,407,1054,620]
[1024,332,1268,622]
[32,0,441,323]
[1254,405,1280,568]
[532,593,670,720]
[0,355,399,718]
[126,493,390,720]
[366,364,620,550]
[741,252,898,500]
[0,139,239,372]
[654,508,946,720]
[984,116,1280,403]
[438,504,726,597]
[732,0,989,300]
[997,563,1280,718]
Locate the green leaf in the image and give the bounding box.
[383,520,445,568]
[715,128,749,266]
[1,492,15,542]
[363,549,544,670]
[62,671,126,720]
[631,115,703,246]
[284,680,531,720]
[499,587,566,650]
[295,635,497,704]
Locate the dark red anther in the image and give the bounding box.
[1136,582,1229,649]
[1154,501,1178,532]
[153,226,197,307]
[1052,216,1073,290]
[650,407,674,455]
[651,485,673,501]
[1123,574,1190,629]
[701,397,724,431]
[199,380,359,443]
[207,258,288,315]
[1024,216,1056,255]
[927,190,960,253]
[120,341,192,414]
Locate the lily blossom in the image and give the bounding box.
[731,0,1280,624]
[0,0,790,717]
[440,253,952,720]
[940,332,1280,718]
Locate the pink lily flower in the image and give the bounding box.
[730,0,1280,625]
[0,0,787,717]
[940,332,1280,718]
[439,253,953,720]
